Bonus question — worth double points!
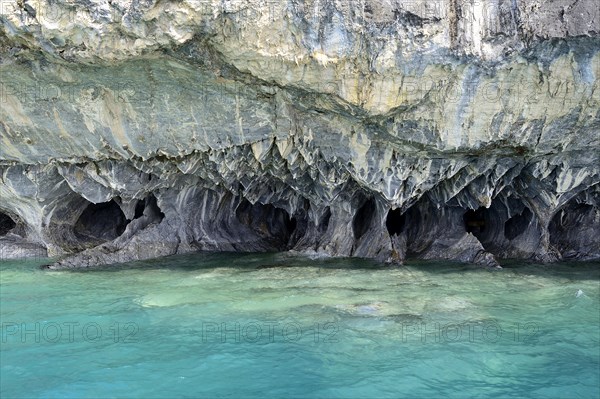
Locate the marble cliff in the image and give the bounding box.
[0,0,599,268]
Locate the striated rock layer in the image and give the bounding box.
[0,0,599,268]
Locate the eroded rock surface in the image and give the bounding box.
[1,0,599,267]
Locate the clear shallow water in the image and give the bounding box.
[1,253,598,399]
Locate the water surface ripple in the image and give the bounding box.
[1,253,598,398]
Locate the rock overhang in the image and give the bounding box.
[1,0,598,267]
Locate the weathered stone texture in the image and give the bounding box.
[1,1,598,267]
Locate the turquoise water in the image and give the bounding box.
[1,253,599,398]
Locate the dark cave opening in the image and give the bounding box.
[504,207,532,240]
[0,211,17,236]
[549,202,598,258]
[386,208,406,236]
[74,199,128,242]
[353,198,376,239]
[288,217,298,234]
[142,194,165,222]
[549,203,594,236]
[319,207,332,233]
[235,199,297,247]
[134,199,145,219]
[463,207,486,236]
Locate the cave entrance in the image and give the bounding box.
[386,208,406,236]
[74,199,128,242]
[353,198,376,240]
[319,207,332,234]
[134,199,145,219]
[463,207,486,236]
[138,194,165,222]
[235,199,297,249]
[0,211,16,236]
[504,207,532,240]
[549,203,594,239]
[549,202,598,258]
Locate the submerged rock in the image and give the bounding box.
[0,1,598,268]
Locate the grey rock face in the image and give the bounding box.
[0,0,598,268]
[0,235,47,260]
